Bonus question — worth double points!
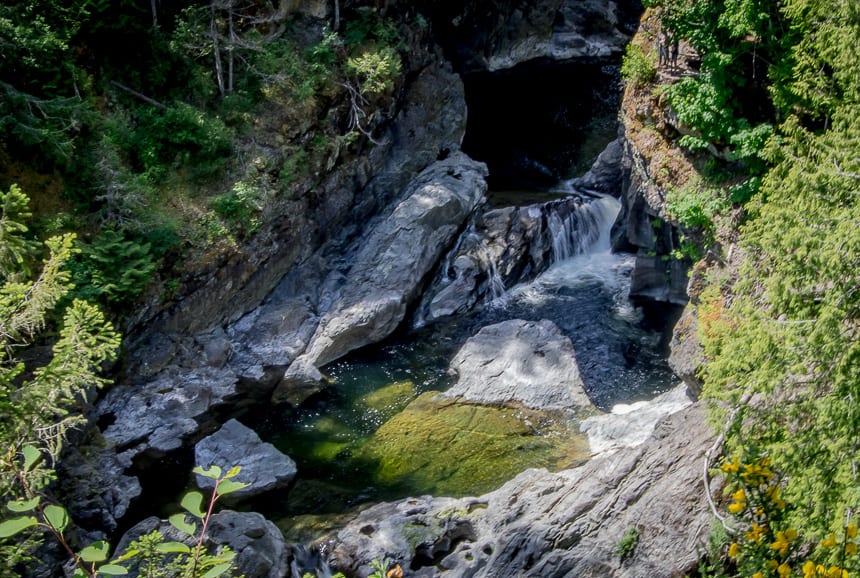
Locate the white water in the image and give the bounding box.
[504,194,639,323]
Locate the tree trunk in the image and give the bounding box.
[227,9,234,95]
[211,2,225,97]
[150,0,158,29]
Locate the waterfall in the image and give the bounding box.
[546,194,619,264]
[475,239,506,300]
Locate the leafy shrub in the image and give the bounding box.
[617,526,640,560]
[123,103,233,181]
[621,43,657,88]
[715,452,860,578]
[346,46,402,97]
[84,228,157,305]
[665,180,729,231]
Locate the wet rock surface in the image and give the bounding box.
[580,382,693,455]
[415,194,612,325]
[194,419,297,500]
[115,511,288,578]
[444,319,592,412]
[326,403,714,578]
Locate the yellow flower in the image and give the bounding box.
[722,457,741,473]
[733,488,747,502]
[728,542,740,558]
[826,566,846,578]
[752,573,764,578]
[847,524,858,539]
[777,562,792,578]
[822,533,838,548]
[729,501,746,514]
[845,542,858,556]
[746,523,766,543]
[772,531,794,556]
[803,560,817,578]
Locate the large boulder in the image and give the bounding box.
[114,511,288,578]
[194,419,297,500]
[207,511,290,578]
[99,367,239,457]
[444,319,593,412]
[325,403,716,578]
[272,152,487,402]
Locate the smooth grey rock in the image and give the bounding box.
[580,383,693,455]
[208,511,289,578]
[195,419,296,499]
[288,152,488,373]
[271,358,329,405]
[326,404,715,578]
[568,138,624,195]
[444,319,592,412]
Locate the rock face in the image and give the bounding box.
[194,419,297,500]
[615,133,690,305]
[299,152,488,369]
[444,319,592,412]
[271,151,488,402]
[326,403,715,578]
[432,0,643,72]
[415,194,619,325]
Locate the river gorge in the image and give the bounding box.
[54,2,718,577]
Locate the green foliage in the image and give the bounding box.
[701,107,860,544]
[621,42,657,88]
[0,184,40,280]
[665,178,729,234]
[0,186,120,574]
[345,46,402,97]
[126,103,233,182]
[83,228,158,306]
[617,526,640,561]
[2,451,246,578]
[714,453,860,577]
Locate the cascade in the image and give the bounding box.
[546,193,619,263]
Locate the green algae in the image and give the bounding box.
[357,392,590,497]
[357,379,415,417]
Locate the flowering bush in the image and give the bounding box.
[719,453,858,578]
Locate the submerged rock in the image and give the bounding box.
[326,404,715,578]
[444,319,593,413]
[358,392,590,498]
[194,419,297,500]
